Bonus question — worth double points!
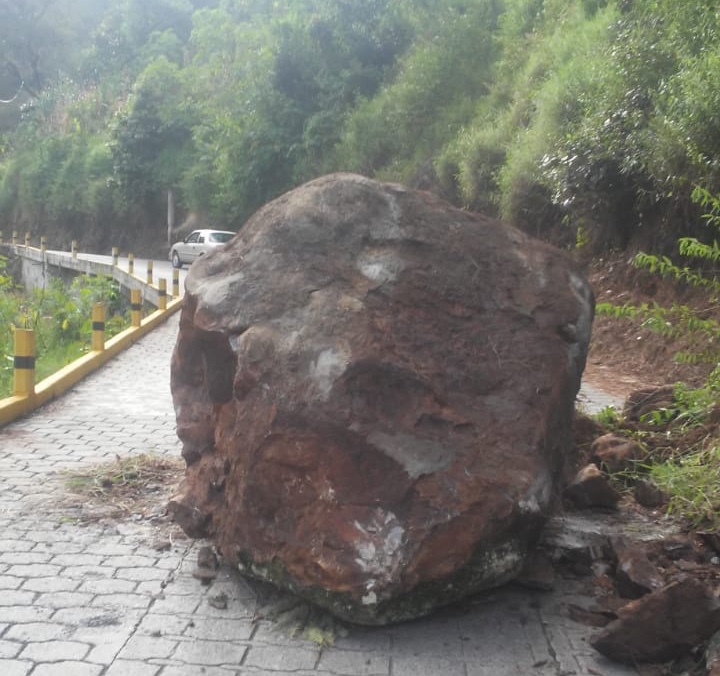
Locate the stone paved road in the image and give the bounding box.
[0,315,637,676]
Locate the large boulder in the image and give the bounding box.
[169,173,593,624]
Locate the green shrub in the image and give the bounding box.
[0,271,129,398]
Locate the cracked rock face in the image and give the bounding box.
[169,173,593,624]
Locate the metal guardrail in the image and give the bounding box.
[0,237,183,427]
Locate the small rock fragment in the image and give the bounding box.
[197,545,219,570]
[590,433,645,473]
[633,479,667,508]
[564,463,620,510]
[152,538,172,552]
[208,592,228,610]
[662,537,694,561]
[193,545,219,585]
[698,530,720,556]
[611,536,664,599]
[591,576,720,664]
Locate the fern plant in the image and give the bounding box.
[597,185,720,371]
[594,186,720,527]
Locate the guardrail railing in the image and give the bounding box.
[0,233,183,427]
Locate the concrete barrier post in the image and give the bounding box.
[172,269,179,298]
[128,253,134,275]
[12,231,17,245]
[72,240,78,259]
[13,329,36,397]
[40,236,47,253]
[91,303,105,352]
[112,247,119,266]
[146,260,153,285]
[24,232,30,247]
[131,289,142,327]
[158,279,167,310]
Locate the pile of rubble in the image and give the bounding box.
[544,388,720,675]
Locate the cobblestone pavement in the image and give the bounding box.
[0,316,637,676]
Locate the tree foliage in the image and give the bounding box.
[4,0,720,252]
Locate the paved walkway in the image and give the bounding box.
[0,315,636,676]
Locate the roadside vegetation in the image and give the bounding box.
[2,0,720,255]
[590,188,720,528]
[0,258,129,398]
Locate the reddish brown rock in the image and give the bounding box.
[610,536,664,599]
[590,433,645,473]
[591,576,720,664]
[564,463,621,510]
[169,173,594,624]
[633,479,667,508]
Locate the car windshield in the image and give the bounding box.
[209,232,234,243]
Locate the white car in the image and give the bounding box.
[169,229,235,268]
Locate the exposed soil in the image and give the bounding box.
[584,254,719,399]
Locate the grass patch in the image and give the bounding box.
[650,444,720,528]
[589,387,720,529]
[63,453,185,518]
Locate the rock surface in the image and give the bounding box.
[610,536,664,599]
[590,432,645,472]
[169,173,594,624]
[591,576,720,664]
[564,463,621,510]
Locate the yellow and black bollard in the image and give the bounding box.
[40,236,47,253]
[146,260,153,285]
[130,289,142,327]
[71,240,78,259]
[158,279,167,310]
[24,232,30,247]
[91,303,105,352]
[0,232,3,245]
[128,253,134,276]
[172,269,179,298]
[112,247,119,266]
[12,231,18,245]
[13,329,35,397]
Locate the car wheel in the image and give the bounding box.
[172,251,183,269]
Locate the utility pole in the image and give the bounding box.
[167,189,175,245]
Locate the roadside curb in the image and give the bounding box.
[0,297,183,427]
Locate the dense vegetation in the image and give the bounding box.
[0,257,128,396]
[2,0,720,255]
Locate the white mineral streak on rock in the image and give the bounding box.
[368,431,454,478]
[228,333,242,354]
[309,347,350,398]
[569,270,594,355]
[518,469,552,514]
[485,542,524,578]
[352,510,406,604]
[356,249,405,284]
[280,329,301,353]
[195,272,245,307]
[361,591,378,605]
[367,188,404,240]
